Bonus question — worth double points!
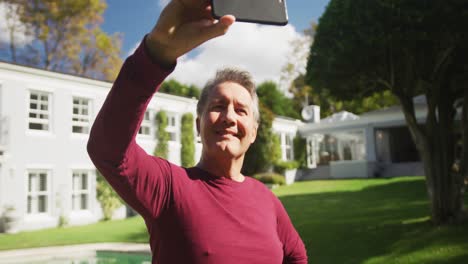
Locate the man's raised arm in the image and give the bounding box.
[86,0,235,219]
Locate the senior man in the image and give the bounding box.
[87,0,307,263]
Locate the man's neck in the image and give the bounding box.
[197,153,245,182]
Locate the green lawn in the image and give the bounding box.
[1,176,467,264]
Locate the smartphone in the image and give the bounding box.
[211,0,288,26]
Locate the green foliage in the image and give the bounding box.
[339,90,399,115]
[293,134,307,168]
[257,81,300,119]
[274,160,300,176]
[243,103,278,175]
[154,111,169,159]
[181,113,195,167]
[291,74,398,118]
[3,0,122,81]
[160,79,201,99]
[253,172,286,186]
[306,0,467,101]
[96,170,122,221]
[272,134,282,165]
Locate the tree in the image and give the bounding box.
[74,28,123,81]
[282,21,397,120]
[242,103,280,175]
[306,0,467,225]
[278,21,315,95]
[257,81,300,119]
[0,0,122,81]
[154,111,169,159]
[0,0,29,62]
[181,113,195,167]
[160,79,201,99]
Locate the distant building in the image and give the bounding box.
[0,62,301,232]
[298,95,460,180]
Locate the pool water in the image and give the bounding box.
[25,251,151,264]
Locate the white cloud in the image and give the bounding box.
[125,22,310,92]
[168,22,306,89]
[0,2,32,46]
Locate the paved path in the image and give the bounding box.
[0,242,151,263]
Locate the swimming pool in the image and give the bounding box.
[0,243,151,264]
[25,251,151,264]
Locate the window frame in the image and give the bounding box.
[26,169,51,215]
[28,90,52,132]
[138,110,153,137]
[280,132,295,161]
[71,96,92,134]
[71,170,91,211]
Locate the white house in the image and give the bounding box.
[298,97,449,180]
[0,62,302,233]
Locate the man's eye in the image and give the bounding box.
[236,108,247,114]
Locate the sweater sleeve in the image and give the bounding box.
[87,36,176,220]
[274,197,308,264]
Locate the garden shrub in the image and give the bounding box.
[154,110,169,159]
[253,172,286,186]
[181,113,195,167]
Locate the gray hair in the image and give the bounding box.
[197,68,260,124]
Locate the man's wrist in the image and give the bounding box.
[144,34,177,68]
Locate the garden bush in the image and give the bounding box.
[253,172,286,186]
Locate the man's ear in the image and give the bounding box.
[196,117,200,135]
[250,123,258,144]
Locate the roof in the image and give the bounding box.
[320,111,359,123]
[299,102,428,135]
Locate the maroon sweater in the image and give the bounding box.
[87,39,308,264]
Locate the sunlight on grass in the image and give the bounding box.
[273,176,421,197]
[402,216,430,225]
[0,216,148,250]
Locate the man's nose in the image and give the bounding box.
[222,106,236,125]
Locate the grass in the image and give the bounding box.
[0,216,148,250]
[1,176,467,264]
[275,177,468,264]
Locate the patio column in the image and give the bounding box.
[365,126,376,162]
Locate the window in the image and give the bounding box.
[72,97,92,134]
[280,133,294,161]
[307,137,314,168]
[316,131,366,164]
[285,134,294,160]
[138,111,152,136]
[28,91,51,131]
[166,114,179,142]
[72,170,90,211]
[27,170,50,214]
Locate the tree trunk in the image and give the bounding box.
[399,90,465,225]
[460,86,468,213]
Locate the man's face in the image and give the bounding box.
[197,81,258,159]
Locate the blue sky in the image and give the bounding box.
[0,0,330,89]
[102,0,330,56]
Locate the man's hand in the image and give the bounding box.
[146,0,235,66]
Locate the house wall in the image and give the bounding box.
[329,160,370,178]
